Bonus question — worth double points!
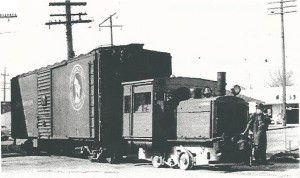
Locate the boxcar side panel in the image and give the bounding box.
[52,65,69,138]
[19,75,38,137]
[37,70,52,138]
[11,74,38,138]
[66,57,92,138]
[52,57,93,138]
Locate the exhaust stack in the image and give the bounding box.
[216,72,226,96]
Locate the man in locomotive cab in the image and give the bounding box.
[243,103,271,165]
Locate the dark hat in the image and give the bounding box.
[256,103,264,109]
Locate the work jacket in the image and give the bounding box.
[247,113,271,145]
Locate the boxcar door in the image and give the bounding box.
[132,84,153,138]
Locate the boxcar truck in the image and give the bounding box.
[11,44,171,162]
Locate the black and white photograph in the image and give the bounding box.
[1,0,299,177]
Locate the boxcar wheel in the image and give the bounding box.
[106,153,120,164]
[1,136,9,141]
[21,139,34,155]
[178,152,193,170]
[82,148,90,159]
[152,156,164,168]
[88,155,97,162]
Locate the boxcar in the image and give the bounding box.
[11,44,171,157]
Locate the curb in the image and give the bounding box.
[268,125,298,131]
[1,153,25,158]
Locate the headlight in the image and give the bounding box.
[231,85,241,96]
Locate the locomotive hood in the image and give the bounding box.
[176,95,248,139]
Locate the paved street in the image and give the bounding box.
[1,155,299,178]
[267,125,299,155]
[1,125,299,178]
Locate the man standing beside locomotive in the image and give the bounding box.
[243,103,271,165]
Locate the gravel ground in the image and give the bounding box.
[1,125,299,178]
[1,155,299,178]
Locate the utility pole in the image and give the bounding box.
[45,0,92,59]
[99,12,123,46]
[1,67,10,102]
[0,13,17,22]
[268,0,297,127]
[268,0,297,152]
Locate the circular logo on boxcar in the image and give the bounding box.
[70,64,85,111]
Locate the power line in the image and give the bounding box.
[45,0,92,59]
[0,31,16,34]
[50,12,87,17]
[1,67,10,102]
[268,0,297,4]
[0,14,17,22]
[99,12,123,46]
[0,14,17,35]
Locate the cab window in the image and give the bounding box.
[124,95,131,113]
[134,92,152,113]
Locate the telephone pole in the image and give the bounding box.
[99,12,123,46]
[0,13,17,22]
[268,0,297,127]
[45,0,92,59]
[1,67,10,102]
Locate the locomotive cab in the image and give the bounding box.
[121,77,218,156]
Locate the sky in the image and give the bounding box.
[0,0,299,101]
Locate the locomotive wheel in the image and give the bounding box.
[178,152,193,170]
[152,156,164,168]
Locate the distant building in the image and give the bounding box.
[1,101,11,114]
[243,86,299,124]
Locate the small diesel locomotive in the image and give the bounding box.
[120,73,251,170]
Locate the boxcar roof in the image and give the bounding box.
[13,43,168,79]
[122,77,217,85]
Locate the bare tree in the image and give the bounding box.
[268,68,294,87]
